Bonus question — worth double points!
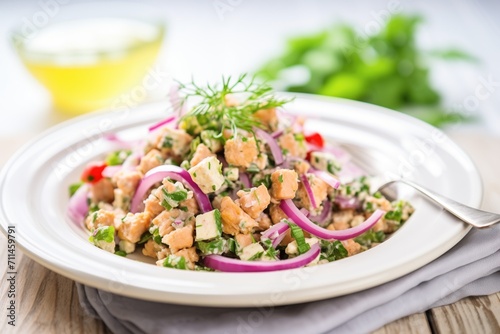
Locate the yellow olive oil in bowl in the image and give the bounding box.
[12,18,164,115]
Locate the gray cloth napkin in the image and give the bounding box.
[78,224,500,334]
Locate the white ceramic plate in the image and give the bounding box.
[0,95,482,307]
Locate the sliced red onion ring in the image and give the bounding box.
[239,172,251,188]
[123,152,142,169]
[271,129,284,139]
[204,243,320,272]
[308,200,332,227]
[130,165,212,213]
[300,174,317,209]
[299,208,310,217]
[254,127,283,166]
[280,199,385,240]
[307,144,351,164]
[310,169,340,189]
[217,154,228,167]
[148,115,177,133]
[103,133,138,149]
[334,195,361,210]
[337,161,365,182]
[261,221,289,248]
[102,165,122,178]
[67,184,89,225]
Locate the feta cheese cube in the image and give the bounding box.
[201,130,223,153]
[158,128,193,156]
[188,156,224,194]
[118,240,136,254]
[239,243,265,261]
[195,209,222,241]
[310,152,341,174]
[95,240,115,253]
[223,167,239,181]
[285,237,319,257]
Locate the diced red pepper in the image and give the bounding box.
[305,132,324,148]
[81,161,107,184]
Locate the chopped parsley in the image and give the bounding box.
[68,182,83,197]
[248,251,263,261]
[105,150,131,166]
[162,136,173,148]
[287,221,310,254]
[115,250,127,257]
[163,255,187,270]
[138,231,153,244]
[197,238,226,255]
[89,225,115,244]
[319,240,348,262]
[355,229,386,247]
[246,163,260,173]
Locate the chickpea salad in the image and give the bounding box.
[68,75,414,272]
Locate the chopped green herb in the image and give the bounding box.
[162,136,173,148]
[253,174,272,188]
[227,238,237,253]
[278,174,284,183]
[385,209,402,222]
[138,231,153,244]
[327,160,340,174]
[248,251,263,261]
[355,229,386,247]
[319,240,348,262]
[163,255,187,270]
[214,209,223,235]
[115,250,127,257]
[197,238,226,255]
[178,74,291,138]
[105,150,131,166]
[69,182,83,197]
[287,222,310,254]
[89,225,115,244]
[246,163,260,173]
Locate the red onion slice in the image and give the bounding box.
[130,165,212,213]
[102,165,122,178]
[308,200,333,227]
[334,195,361,210]
[254,127,284,166]
[300,174,318,209]
[104,133,137,149]
[310,169,340,189]
[261,221,289,248]
[239,172,252,189]
[204,243,320,272]
[67,184,89,225]
[271,129,284,139]
[280,199,385,240]
[148,115,177,133]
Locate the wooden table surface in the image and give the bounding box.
[1,131,499,334]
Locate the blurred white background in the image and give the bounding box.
[1,0,500,139]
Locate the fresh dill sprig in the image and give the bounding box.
[177,74,291,137]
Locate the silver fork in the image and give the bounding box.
[341,143,500,229]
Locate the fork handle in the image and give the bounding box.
[399,179,500,228]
